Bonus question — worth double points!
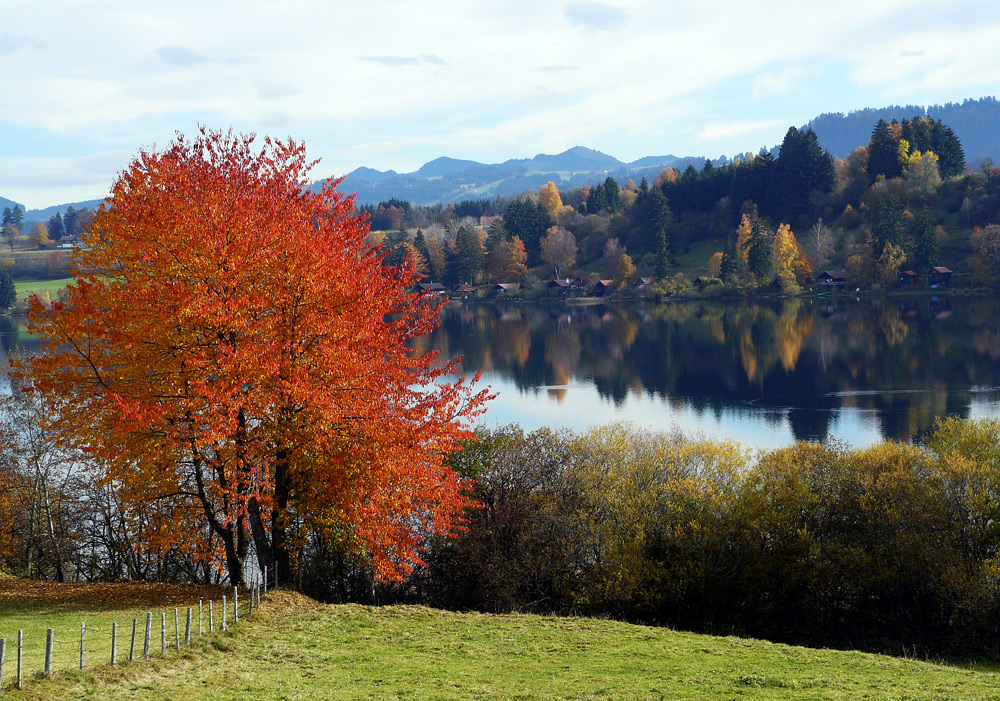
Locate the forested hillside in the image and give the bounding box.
[363,113,1000,295]
[807,96,1000,163]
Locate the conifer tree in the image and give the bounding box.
[0,270,14,311]
[912,206,939,272]
[868,119,903,183]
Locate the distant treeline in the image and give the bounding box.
[358,110,1000,294]
[807,95,1000,163]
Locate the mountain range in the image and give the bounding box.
[323,148,712,206]
[327,96,1000,206]
[5,96,999,215]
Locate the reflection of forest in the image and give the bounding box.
[427,297,1000,444]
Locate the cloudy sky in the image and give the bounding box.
[2,0,999,209]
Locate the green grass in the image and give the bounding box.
[15,277,75,300]
[0,578,234,693]
[12,582,1000,700]
[674,238,722,277]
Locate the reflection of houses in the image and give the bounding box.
[495,282,520,294]
[818,270,849,285]
[931,296,953,319]
[929,266,952,287]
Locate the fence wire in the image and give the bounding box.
[0,577,270,691]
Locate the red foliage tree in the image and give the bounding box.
[23,129,490,585]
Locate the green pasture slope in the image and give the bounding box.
[0,578,231,692]
[9,584,1000,700]
[15,277,75,301]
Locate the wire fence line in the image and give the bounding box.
[0,567,276,692]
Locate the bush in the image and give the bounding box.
[399,419,1000,656]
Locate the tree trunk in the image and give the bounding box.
[248,499,275,576]
[41,479,65,583]
[219,524,246,588]
[271,447,293,585]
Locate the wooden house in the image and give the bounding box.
[417,282,446,294]
[818,270,849,285]
[929,266,952,287]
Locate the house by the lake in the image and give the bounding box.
[595,279,615,296]
[929,266,952,287]
[416,282,447,295]
[818,270,849,285]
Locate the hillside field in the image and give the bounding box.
[3,579,1000,700]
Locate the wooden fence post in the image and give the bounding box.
[129,618,136,662]
[111,622,117,666]
[185,607,192,645]
[17,630,23,689]
[80,621,86,670]
[264,566,268,594]
[209,600,214,633]
[199,600,203,636]
[221,596,227,631]
[1,637,6,690]
[44,629,53,676]
[143,612,151,659]
[161,612,166,656]
[174,608,180,651]
[234,587,238,625]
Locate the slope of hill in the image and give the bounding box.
[22,199,105,228]
[806,95,1000,162]
[24,585,1000,700]
[332,147,719,206]
[0,196,24,213]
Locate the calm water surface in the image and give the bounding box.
[418,296,1000,448]
[6,296,998,449]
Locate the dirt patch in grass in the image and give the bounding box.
[0,579,232,613]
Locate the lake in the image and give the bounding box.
[5,295,997,449]
[417,296,1000,448]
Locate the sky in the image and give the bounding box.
[2,0,1000,210]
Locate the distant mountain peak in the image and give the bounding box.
[413,156,484,178]
[558,145,619,160]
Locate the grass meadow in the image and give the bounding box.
[15,278,75,301]
[4,579,1000,700]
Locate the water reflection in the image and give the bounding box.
[425,297,1000,447]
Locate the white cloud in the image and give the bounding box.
[564,1,630,31]
[0,0,998,206]
[156,45,210,67]
[751,68,805,99]
[343,142,404,155]
[696,120,785,142]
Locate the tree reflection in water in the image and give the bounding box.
[421,297,1000,446]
